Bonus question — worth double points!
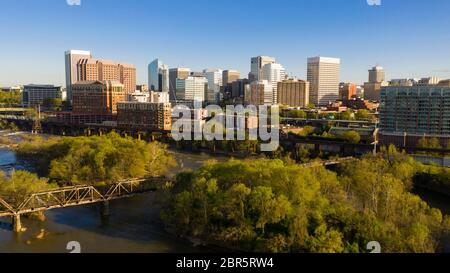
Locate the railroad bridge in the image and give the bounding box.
[0,177,173,233]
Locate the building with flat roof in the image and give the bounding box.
[22,84,64,108]
[250,56,276,82]
[76,57,136,94]
[72,80,125,115]
[245,80,273,105]
[307,56,340,106]
[175,76,208,103]
[277,79,309,108]
[379,85,450,147]
[65,50,92,103]
[117,102,172,131]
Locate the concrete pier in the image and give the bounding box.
[12,214,22,233]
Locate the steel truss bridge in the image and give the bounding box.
[0,177,172,232]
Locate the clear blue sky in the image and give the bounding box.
[1,0,450,86]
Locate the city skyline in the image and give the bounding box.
[1,0,450,86]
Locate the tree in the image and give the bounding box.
[355,109,370,121]
[338,110,353,121]
[17,132,176,185]
[289,110,307,119]
[342,131,361,144]
[0,171,57,206]
[43,98,63,111]
[418,138,442,150]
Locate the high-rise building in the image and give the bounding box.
[76,58,136,94]
[72,80,125,115]
[245,80,273,105]
[368,66,385,83]
[364,66,387,101]
[307,56,340,106]
[65,50,92,103]
[231,79,250,99]
[203,69,223,103]
[117,102,172,131]
[22,85,64,108]
[250,56,276,82]
[176,76,208,102]
[223,70,240,85]
[148,59,169,92]
[262,63,286,104]
[339,83,357,100]
[169,68,191,100]
[379,85,450,147]
[277,79,310,108]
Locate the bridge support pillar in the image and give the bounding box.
[12,214,22,233]
[101,200,110,217]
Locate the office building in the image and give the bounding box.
[72,80,125,115]
[203,69,223,103]
[250,56,276,82]
[148,59,169,92]
[245,80,273,105]
[277,79,310,108]
[307,56,340,106]
[22,85,64,108]
[368,65,385,83]
[364,66,388,102]
[176,76,208,102]
[223,70,240,85]
[231,79,250,99]
[77,58,136,94]
[169,67,191,99]
[117,102,172,131]
[65,50,92,102]
[262,63,286,104]
[379,85,450,147]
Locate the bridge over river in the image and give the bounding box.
[0,177,172,233]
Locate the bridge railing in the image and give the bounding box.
[0,177,171,216]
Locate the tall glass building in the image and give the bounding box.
[148,59,169,92]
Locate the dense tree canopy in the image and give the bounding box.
[16,133,176,185]
[0,91,21,107]
[160,147,450,253]
[0,171,57,206]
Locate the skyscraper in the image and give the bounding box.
[169,67,191,100]
[176,76,208,102]
[307,56,340,106]
[369,65,385,83]
[65,50,92,103]
[222,70,240,85]
[364,65,388,101]
[203,69,223,103]
[262,63,286,104]
[148,59,169,93]
[77,59,136,94]
[250,56,276,82]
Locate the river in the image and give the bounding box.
[1,133,450,253]
[0,143,227,253]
